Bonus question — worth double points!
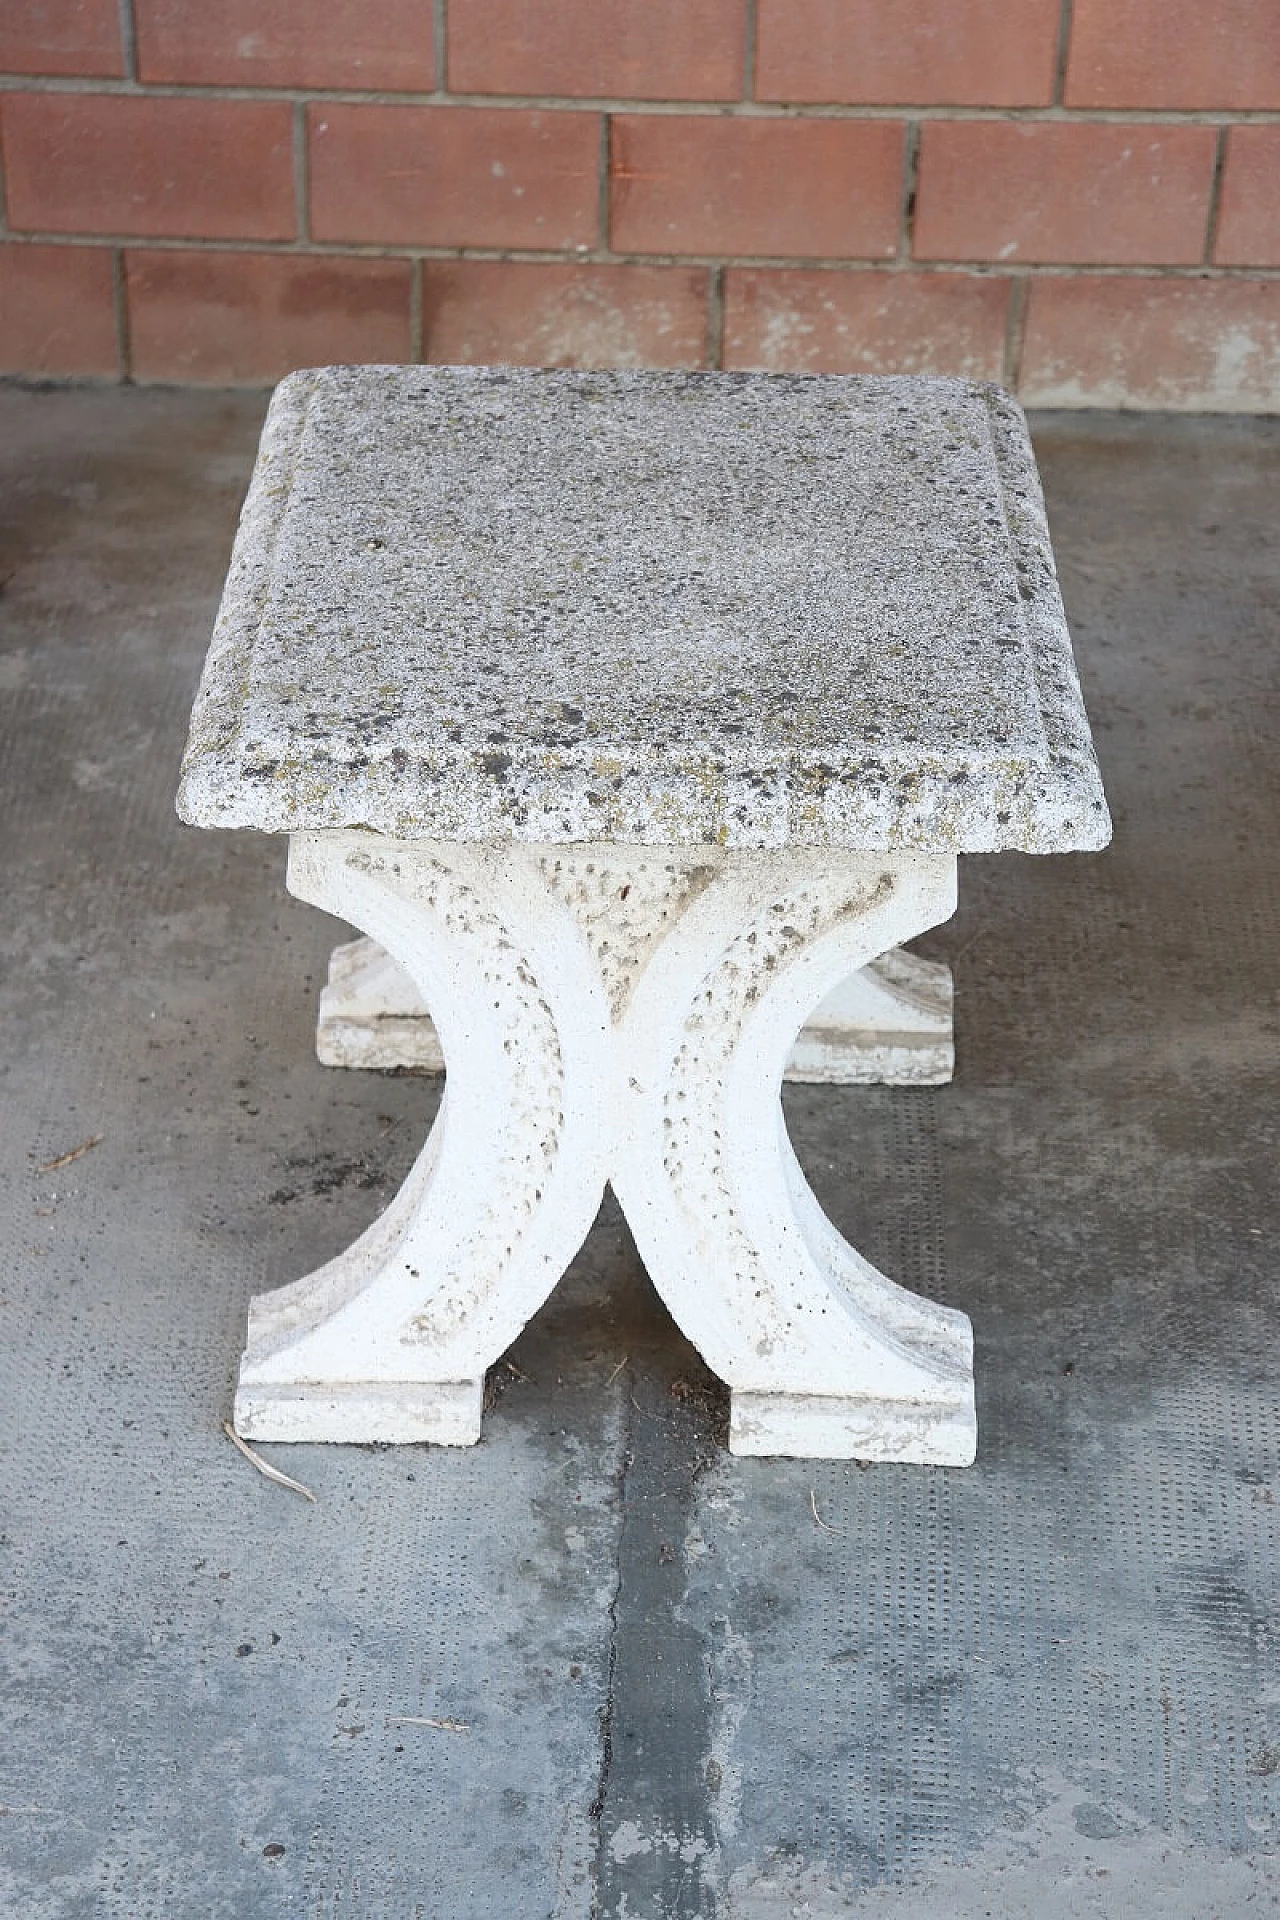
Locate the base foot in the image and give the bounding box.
[233,1376,484,1445]
[729,1385,977,1464]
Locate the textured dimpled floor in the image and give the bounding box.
[1,387,1277,1918]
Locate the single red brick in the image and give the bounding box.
[448,0,744,99]
[421,259,710,366]
[309,104,599,249]
[0,0,123,77]
[135,0,434,89]
[1214,127,1280,268]
[610,116,902,259]
[126,250,413,383]
[1065,0,1280,110]
[1,94,295,240]
[1020,276,1280,410]
[0,242,118,374]
[756,0,1057,106]
[723,267,1008,378]
[914,122,1216,266]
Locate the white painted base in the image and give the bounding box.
[316,936,954,1086]
[238,833,974,1463]
[730,1387,976,1465]
[235,1377,483,1446]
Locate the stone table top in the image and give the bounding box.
[177,365,1110,853]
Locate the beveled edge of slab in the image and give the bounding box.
[176,367,1112,855]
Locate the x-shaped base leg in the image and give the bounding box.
[236,832,975,1463]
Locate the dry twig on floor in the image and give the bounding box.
[36,1135,103,1174]
[221,1420,316,1503]
[809,1489,844,1534]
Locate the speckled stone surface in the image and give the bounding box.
[176,366,1110,852]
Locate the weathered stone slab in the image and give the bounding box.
[177,366,1110,854]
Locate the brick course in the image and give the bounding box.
[755,0,1059,107]
[1,93,296,239]
[610,116,903,259]
[135,0,436,90]
[0,243,118,374]
[1022,276,1280,410]
[915,123,1217,266]
[421,260,711,366]
[127,251,414,382]
[1214,128,1280,269]
[0,2,1277,407]
[0,0,123,78]
[448,0,745,100]
[1065,0,1280,110]
[724,269,1009,380]
[309,104,599,249]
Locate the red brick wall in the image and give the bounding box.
[2,0,1277,405]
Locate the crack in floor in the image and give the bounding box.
[591,1344,727,1920]
[588,1381,632,1838]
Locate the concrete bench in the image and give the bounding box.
[177,365,1110,1463]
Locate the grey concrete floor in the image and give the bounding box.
[1,384,1278,1920]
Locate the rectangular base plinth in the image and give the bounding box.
[234,1377,484,1445]
[315,936,954,1087]
[786,1026,952,1086]
[729,1389,977,1464]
